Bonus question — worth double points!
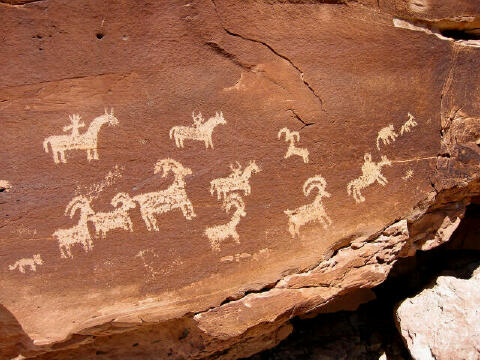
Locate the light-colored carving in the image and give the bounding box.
[53,196,95,258]
[43,109,119,164]
[136,249,161,279]
[402,169,414,181]
[284,175,332,238]
[0,180,11,192]
[8,254,43,273]
[74,164,123,199]
[277,127,309,163]
[133,159,196,231]
[205,193,246,251]
[347,153,392,203]
[87,193,136,238]
[210,161,261,200]
[169,111,226,149]
[400,113,418,135]
[376,124,398,150]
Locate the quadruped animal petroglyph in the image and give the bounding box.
[210,161,261,200]
[8,254,43,273]
[376,124,398,150]
[205,193,246,251]
[133,159,196,231]
[284,175,332,238]
[347,153,392,203]
[400,113,418,135]
[169,111,226,149]
[43,109,119,164]
[277,127,309,163]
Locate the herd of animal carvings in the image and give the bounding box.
[8,110,419,271]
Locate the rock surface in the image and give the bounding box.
[396,264,480,360]
[0,0,479,358]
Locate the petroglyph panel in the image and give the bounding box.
[43,109,119,164]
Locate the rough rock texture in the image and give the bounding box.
[1,0,480,359]
[396,264,480,360]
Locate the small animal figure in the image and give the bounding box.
[278,128,309,163]
[8,254,43,273]
[210,161,261,200]
[376,124,398,150]
[400,113,418,135]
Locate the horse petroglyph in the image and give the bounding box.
[400,113,418,135]
[87,192,136,238]
[133,159,196,231]
[284,176,332,238]
[8,254,43,273]
[169,111,226,149]
[205,193,246,251]
[376,124,398,150]
[53,196,95,258]
[210,161,261,200]
[43,109,119,164]
[278,127,309,163]
[347,153,392,203]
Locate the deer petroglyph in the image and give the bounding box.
[376,124,398,150]
[284,175,332,238]
[53,196,95,258]
[205,193,246,251]
[169,111,226,149]
[8,254,43,273]
[278,127,309,163]
[210,161,261,200]
[43,109,119,164]
[400,113,418,135]
[347,153,392,203]
[87,192,136,238]
[133,159,196,231]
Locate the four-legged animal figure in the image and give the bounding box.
[278,128,309,163]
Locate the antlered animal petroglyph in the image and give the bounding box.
[169,111,226,149]
[205,193,246,251]
[347,153,392,203]
[8,254,43,273]
[53,196,95,258]
[210,161,261,200]
[284,175,332,238]
[278,128,309,163]
[400,113,418,135]
[376,124,398,150]
[43,109,119,164]
[87,192,136,238]
[133,159,196,231]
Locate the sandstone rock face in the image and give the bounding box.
[0,0,479,358]
[396,264,480,360]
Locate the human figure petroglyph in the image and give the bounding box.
[53,196,95,258]
[133,159,196,231]
[8,254,43,273]
[284,175,332,238]
[277,127,309,163]
[376,124,398,150]
[205,193,246,251]
[87,192,136,238]
[169,111,226,149]
[400,113,418,135]
[210,161,261,200]
[347,153,392,203]
[43,109,119,164]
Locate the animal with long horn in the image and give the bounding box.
[278,127,309,163]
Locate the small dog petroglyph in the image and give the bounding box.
[9,254,43,273]
[376,124,398,150]
[400,113,418,135]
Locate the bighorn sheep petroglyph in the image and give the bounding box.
[277,127,309,163]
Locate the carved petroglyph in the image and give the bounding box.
[376,124,398,150]
[402,169,414,181]
[74,164,124,199]
[220,248,271,263]
[400,113,418,135]
[0,180,12,192]
[284,176,332,238]
[136,250,161,280]
[133,159,196,231]
[210,161,261,200]
[169,111,226,149]
[347,154,392,203]
[87,193,136,238]
[205,193,246,251]
[8,254,43,273]
[53,196,95,258]
[278,128,309,163]
[43,109,119,164]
